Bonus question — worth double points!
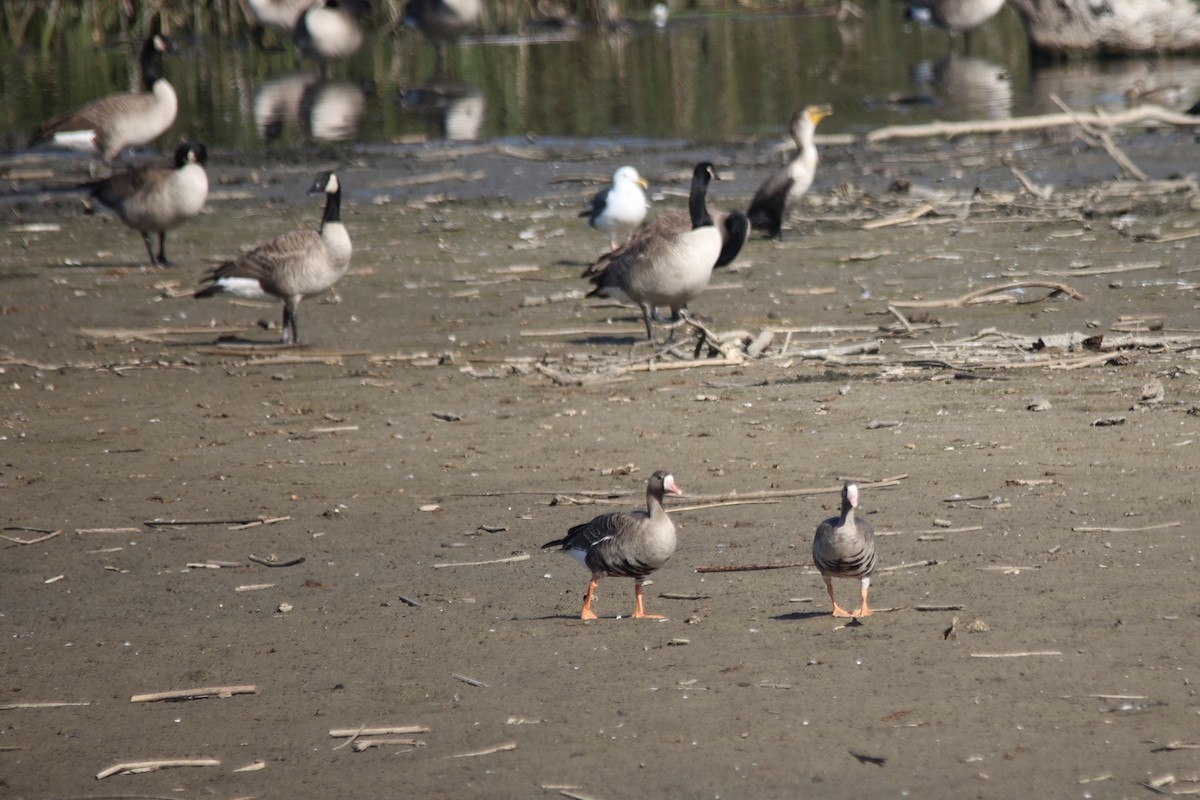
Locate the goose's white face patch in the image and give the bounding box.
[212,276,268,300]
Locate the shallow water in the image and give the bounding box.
[2,1,1198,154]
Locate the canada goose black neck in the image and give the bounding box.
[688,162,716,230]
[314,172,342,225]
[174,141,207,169]
[140,33,172,91]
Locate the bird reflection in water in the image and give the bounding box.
[400,83,485,141]
[253,71,368,142]
[914,52,1013,119]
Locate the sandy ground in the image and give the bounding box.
[3,127,1200,799]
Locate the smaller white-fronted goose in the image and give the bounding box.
[812,481,878,618]
[543,471,682,620]
[581,165,650,251]
[294,0,371,63]
[746,104,832,240]
[583,162,724,340]
[85,141,208,267]
[194,171,352,345]
[30,25,178,162]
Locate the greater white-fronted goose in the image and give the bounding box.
[582,162,725,340]
[29,25,178,163]
[194,171,352,345]
[85,141,209,267]
[294,0,371,63]
[746,104,832,240]
[812,481,878,618]
[543,471,682,620]
[581,165,650,251]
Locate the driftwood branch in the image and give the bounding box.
[432,554,531,568]
[889,281,1084,309]
[96,758,221,780]
[130,685,258,703]
[867,104,1200,143]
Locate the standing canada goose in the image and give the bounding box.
[746,104,833,240]
[84,141,209,267]
[543,471,683,620]
[194,172,352,345]
[812,481,878,618]
[604,207,750,271]
[581,165,650,251]
[582,162,725,340]
[29,25,178,163]
[294,0,371,64]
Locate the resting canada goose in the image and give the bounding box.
[29,25,178,162]
[194,172,352,345]
[812,481,878,618]
[581,165,650,251]
[543,471,682,620]
[583,162,725,340]
[294,0,371,64]
[746,104,832,240]
[85,141,209,267]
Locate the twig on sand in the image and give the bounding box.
[683,475,907,504]
[695,561,810,574]
[447,741,518,759]
[889,280,1084,309]
[352,738,425,751]
[969,651,1062,658]
[248,554,306,568]
[670,499,781,513]
[1048,93,1147,181]
[876,560,940,573]
[329,725,431,738]
[143,516,287,528]
[432,554,531,569]
[861,203,935,230]
[452,673,489,688]
[96,758,221,780]
[0,701,92,711]
[1,529,62,545]
[130,685,258,703]
[1072,522,1180,533]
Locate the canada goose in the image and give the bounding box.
[746,104,833,240]
[543,471,682,620]
[813,481,878,618]
[240,0,312,47]
[601,207,749,271]
[194,172,352,345]
[403,0,482,43]
[904,0,1006,42]
[400,82,485,141]
[583,162,725,340]
[85,141,209,267]
[294,0,371,64]
[581,165,650,251]
[29,25,178,163]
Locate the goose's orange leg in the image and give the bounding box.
[824,577,854,618]
[632,582,665,620]
[580,577,600,620]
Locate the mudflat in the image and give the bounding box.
[3,127,1199,799]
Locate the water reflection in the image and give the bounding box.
[914,52,1013,119]
[400,82,485,141]
[4,8,1200,153]
[253,71,368,142]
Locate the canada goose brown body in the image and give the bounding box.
[543,471,682,620]
[86,141,209,267]
[746,104,832,240]
[812,481,878,618]
[30,29,178,163]
[906,0,1006,36]
[583,162,725,340]
[194,172,352,345]
[605,207,750,270]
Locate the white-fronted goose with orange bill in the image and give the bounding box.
[543,471,682,620]
[812,480,878,618]
[194,171,351,345]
